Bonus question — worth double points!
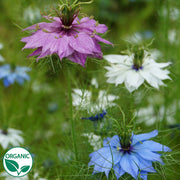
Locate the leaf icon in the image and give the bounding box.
[20,165,30,173]
[5,159,19,172]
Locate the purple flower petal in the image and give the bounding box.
[37,49,51,60]
[69,33,95,54]
[28,47,42,57]
[68,52,87,67]
[21,16,113,66]
[77,17,108,33]
[22,31,48,49]
[56,36,74,59]
[94,34,113,45]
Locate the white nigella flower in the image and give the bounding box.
[58,149,74,164]
[91,78,99,88]
[33,172,47,180]
[0,43,3,49]
[104,50,171,92]
[72,89,91,110]
[162,7,180,21]
[127,31,153,44]
[170,7,180,21]
[0,172,47,180]
[0,128,24,149]
[0,172,28,180]
[127,33,143,44]
[168,29,178,44]
[31,81,53,93]
[23,6,41,24]
[82,133,102,151]
[72,79,119,113]
[136,104,176,126]
[0,43,5,62]
[147,94,165,106]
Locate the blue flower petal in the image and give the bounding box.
[134,153,156,173]
[16,66,31,72]
[16,77,26,85]
[120,153,139,179]
[18,73,30,81]
[0,64,11,78]
[103,135,120,148]
[136,149,163,164]
[7,73,16,84]
[0,64,31,87]
[88,130,171,180]
[3,78,11,87]
[88,147,113,169]
[134,140,171,152]
[103,137,111,146]
[132,130,158,145]
[89,146,122,178]
[140,171,148,180]
[113,164,125,179]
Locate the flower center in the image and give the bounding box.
[62,25,72,29]
[1,129,8,135]
[132,64,143,71]
[57,3,80,28]
[120,133,132,154]
[120,144,132,154]
[132,48,144,71]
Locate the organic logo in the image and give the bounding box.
[3,147,33,177]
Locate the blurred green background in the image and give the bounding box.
[0,0,180,179]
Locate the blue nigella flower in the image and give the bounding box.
[48,102,58,113]
[0,64,31,87]
[169,124,180,130]
[88,130,171,180]
[81,110,107,121]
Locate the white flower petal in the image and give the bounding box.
[0,128,24,149]
[72,82,118,113]
[139,70,159,89]
[104,54,129,64]
[0,54,4,62]
[104,50,171,92]
[125,80,137,92]
[126,71,144,89]
[91,78,98,88]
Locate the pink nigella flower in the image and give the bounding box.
[21,15,112,67]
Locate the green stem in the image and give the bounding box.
[164,0,169,55]
[68,70,78,161]
[50,56,55,73]
[78,0,94,5]
[72,0,79,6]
[59,0,64,5]
[118,105,126,128]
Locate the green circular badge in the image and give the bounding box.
[3,147,33,177]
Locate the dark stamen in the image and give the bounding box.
[1,129,8,135]
[81,110,107,121]
[132,64,143,71]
